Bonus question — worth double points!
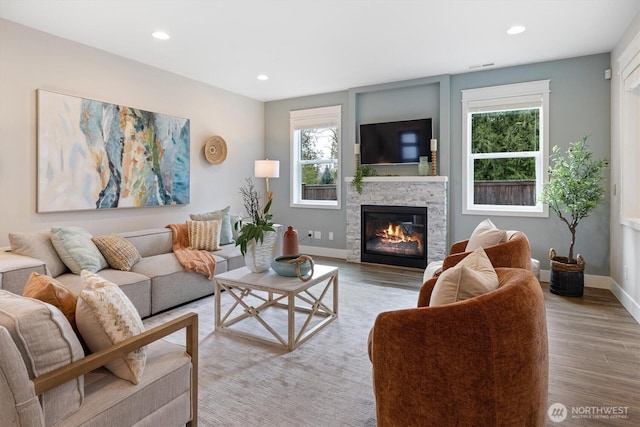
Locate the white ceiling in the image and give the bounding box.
[1,0,639,101]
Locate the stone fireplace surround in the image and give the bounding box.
[346,176,448,267]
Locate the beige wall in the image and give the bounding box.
[0,19,264,246]
[611,12,640,322]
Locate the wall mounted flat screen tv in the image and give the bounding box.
[359,118,432,165]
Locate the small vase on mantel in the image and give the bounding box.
[244,231,277,273]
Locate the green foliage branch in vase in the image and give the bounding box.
[351,165,377,195]
[234,178,275,256]
[540,135,608,263]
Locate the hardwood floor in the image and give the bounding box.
[316,257,640,426]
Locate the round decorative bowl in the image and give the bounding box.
[271,255,313,278]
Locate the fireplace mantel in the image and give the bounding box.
[345,176,448,267]
[345,176,448,183]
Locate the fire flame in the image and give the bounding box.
[375,222,422,252]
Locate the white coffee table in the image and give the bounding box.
[214,264,338,351]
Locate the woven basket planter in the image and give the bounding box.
[244,231,277,273]
[549,248,585,297]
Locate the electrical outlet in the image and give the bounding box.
[314,231,321,240]
[328,232,334,241]
[308,230,313,238]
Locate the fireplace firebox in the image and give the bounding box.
[361,205,427,269]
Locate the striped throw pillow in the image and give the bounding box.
[187,219,221,251]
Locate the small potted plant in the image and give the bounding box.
[351,165,377,194]
[540,136,608,296]
[234,178,276,272]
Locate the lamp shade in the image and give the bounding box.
[255,160,280,178]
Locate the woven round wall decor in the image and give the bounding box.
[204,135,227,165]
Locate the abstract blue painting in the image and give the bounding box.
[37,90,190,212]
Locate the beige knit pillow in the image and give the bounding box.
[75,270,146,384]
[187,219,221,251]
[92,234,142,271]
[465,218,507,252]
[429,248,499,306]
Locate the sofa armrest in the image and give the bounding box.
[33,312,199,426]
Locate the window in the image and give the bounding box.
[619,33,640,230]
[461,80,550,216]
[290,105,341,209]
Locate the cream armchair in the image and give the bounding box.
[1,311,198,426]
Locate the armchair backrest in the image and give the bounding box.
[0,326,45,427]
[442,231,531,272]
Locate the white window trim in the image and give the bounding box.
[290,105,342,209]
[618,31,640,231]
[461,80,550,217]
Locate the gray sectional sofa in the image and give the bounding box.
[0,227,245,318]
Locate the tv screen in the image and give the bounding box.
[359,118,433,165]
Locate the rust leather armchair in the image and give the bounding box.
[427,231,532,283]
[370,268,548,427]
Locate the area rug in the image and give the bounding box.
[144,273,419,427]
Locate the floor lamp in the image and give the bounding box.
[255,160,280,201]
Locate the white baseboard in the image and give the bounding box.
[538,270,611,289]
[609,279,640,325]
[298,245,347,259]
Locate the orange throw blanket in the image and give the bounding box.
[167,223,216,280]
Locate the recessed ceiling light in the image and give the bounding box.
[152,31,170,40]
[507,25,526,35]
[257,74,269,81]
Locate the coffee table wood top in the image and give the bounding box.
[215,264,338,294]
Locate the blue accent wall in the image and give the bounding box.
[266,53,611,275]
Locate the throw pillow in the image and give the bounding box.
[429,248,499,306]
[92,234,142,271]
[190,205,233,245]
[23,272,77,329]
[465,218,507,252]
[8,229,68,277]
[186,219,221,251]
[75,270,146,384]
[50,226,108,274]
[0,289,84,425]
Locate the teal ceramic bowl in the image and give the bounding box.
[271,255,312,277]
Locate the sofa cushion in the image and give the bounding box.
[23,272,77,329]
[58,340,191,427]
[186,219,221,251]
[92,234,142,271]
[0,289,84,425]
[190,205,234,245]
[121,228,173,258]
[465,218,507,252]
[50,227,108,274]
[76,271,146,384]
[8,229,68,277]
[430,248,499,306]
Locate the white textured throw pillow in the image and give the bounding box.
[465,218,507,252]
[429,248,499,306]
[76,270,146,384]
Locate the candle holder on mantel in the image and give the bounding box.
[430,138,438,176]
[431,151,438,176]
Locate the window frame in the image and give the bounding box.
[290,105,342,209]
[461,80,550,217]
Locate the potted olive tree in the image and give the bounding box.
[540,136,608,297]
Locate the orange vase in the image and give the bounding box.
[282,226,299,256]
